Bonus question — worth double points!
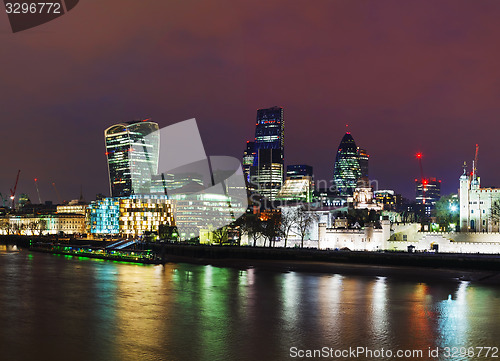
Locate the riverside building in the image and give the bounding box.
[459,166,500,232]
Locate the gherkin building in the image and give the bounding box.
[333,132,361,196]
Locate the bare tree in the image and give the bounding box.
[38,219,46,236]
[12,223,21,235]
[0,218,11,235]
[279,208,297,248]
[239,213,263,247]
[294,207,318,248]
[261,213,280,247]
[211,226,228,245]
[27,221,38,235]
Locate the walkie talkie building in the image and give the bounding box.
[104,120,159,197]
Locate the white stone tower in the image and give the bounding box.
[459,163,470,232]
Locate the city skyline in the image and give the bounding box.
[2,0,500,202]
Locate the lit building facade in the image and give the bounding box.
[57,204,87,215]
[87,193,243,241]
[277,164,314,202]
[276,177,313,202]
[88,195,175,237]
[333,132,361,196]
[171,192,245,242]
[352,177,382,210]
[0,214,85,235]
[415,177,441,216]
[119,196,175,238]
[374,190,403,210]
[87,197,120,235]
[250,148,283,200]
[105,120,159,197]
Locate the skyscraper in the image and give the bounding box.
[250,148,283,200]
[105,120,159,197]
[357,148,369,178]
[415,177,441,216]
[242,141,256,183]
[333,132,361,196]
[253,106,284,165]
[249,106,285,201]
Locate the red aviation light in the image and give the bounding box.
[416,153,422,159]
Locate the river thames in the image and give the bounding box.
[0,245,499,361]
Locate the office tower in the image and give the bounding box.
[253,106,284,164]
[250,148,283,201]
[415,177,441,216]
[242,141,256,183]
[357,148,369,178]
[105,120,159,197]
[333,132,361,196]
[250,106,285,201]
[277,164,314,203]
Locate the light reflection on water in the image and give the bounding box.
[0,249,499,361]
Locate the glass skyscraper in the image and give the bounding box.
[333,132,362,196]
[253,106,284,165]
[357,148,369,178]
[105,120,159,197]
[250,106,284,201]
[415,177,441,216]
[242,141,256,183]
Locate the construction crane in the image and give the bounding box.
[34,178,42,204]
[52,182,62,204]
[10,169,20,209]
[473,144,479,181]
[416,153,426,204]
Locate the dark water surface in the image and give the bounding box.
[0,246,499,361]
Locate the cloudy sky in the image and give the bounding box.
[1,0,500,202]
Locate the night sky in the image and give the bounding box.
[1,0,500,203]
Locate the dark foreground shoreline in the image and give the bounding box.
[2,235,500,284]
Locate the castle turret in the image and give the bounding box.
[459,163,470,232]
